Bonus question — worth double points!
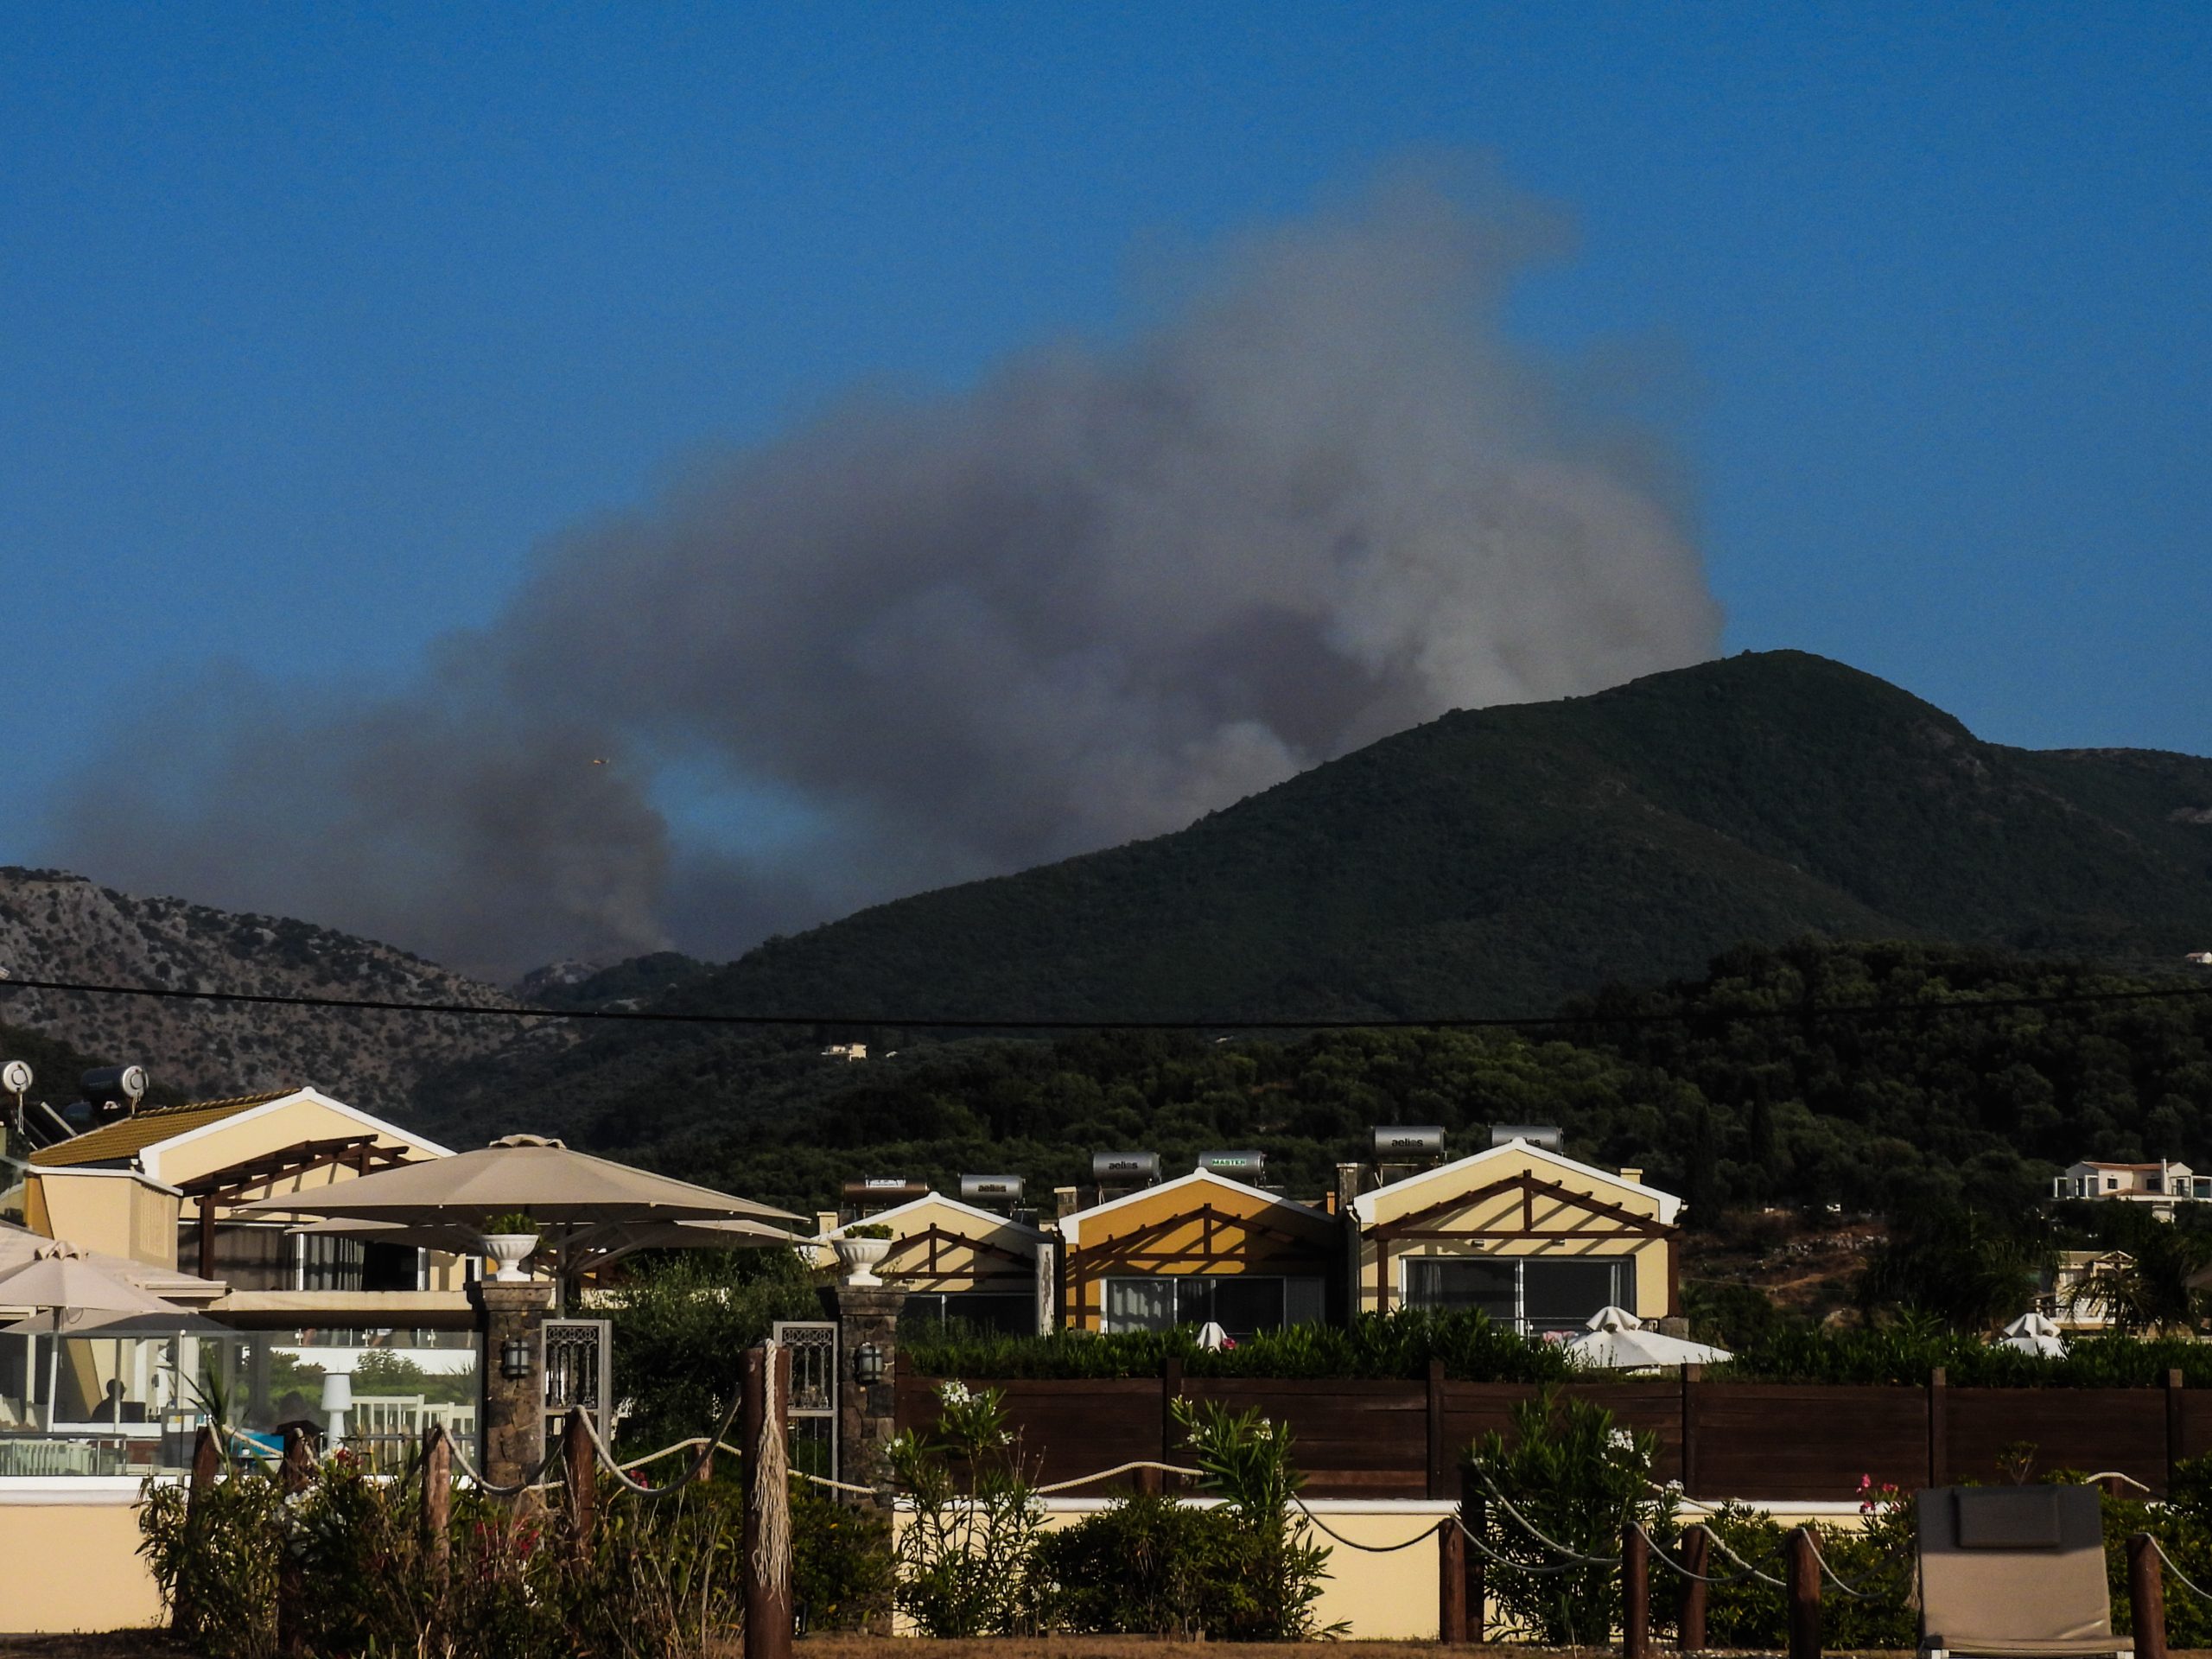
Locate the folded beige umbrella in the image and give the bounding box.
[0,1242,185,1317]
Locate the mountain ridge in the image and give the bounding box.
[631,650,2212,1027]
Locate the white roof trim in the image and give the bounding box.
[1351,1138,1682,1227]
[137,1087,454,1184]
[1059,1167,1329,1249]
[823,1191,1046,1243]
[28,1166,183,1198]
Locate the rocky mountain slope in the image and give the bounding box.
[0,868,550,1115]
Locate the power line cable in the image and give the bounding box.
[0,968,2209,1033]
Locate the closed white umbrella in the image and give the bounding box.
[1566,1305,1732,1370]
[1995,1310,2068,1358]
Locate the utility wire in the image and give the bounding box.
[1,969,2209,1033]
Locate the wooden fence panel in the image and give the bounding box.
[1185,1377,1427,1497]
[1567,1379,1686,1484]
[904,1372,2194,1502]
[1945,1388,2169,1493]
[2179,1392,2212,1465]
[1691,1384,1928,1502]
[899,1375,1162,1489]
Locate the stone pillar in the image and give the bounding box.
[825,1281,906,1494]
[471,1280,556,1488]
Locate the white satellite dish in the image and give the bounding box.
[1,1060,31,1096]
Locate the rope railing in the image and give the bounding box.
[1692,1519,1792,1587]
[1633,1521,1777,1586]
[615,1433,747,1473]
[1287,1499,1443,1554]
[573,1385,746,1497]
[1797,1528,1888,1601]
[1445,1510,1595,1577]
[1471,1464,1620,1567]
[2145,1535,2212,1602]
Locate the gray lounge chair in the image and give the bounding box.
[1918,1485,2126,1659]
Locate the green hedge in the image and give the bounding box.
[903,1310,1577,1381]
[906,1311,2212,1386]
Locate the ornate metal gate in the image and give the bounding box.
[543,1317,613,1445]
[772,1319,837,1478]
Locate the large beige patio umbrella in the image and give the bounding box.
[237,1135,806,1305]
[0,1243,194,1431]
[285,1212,798,1274]
[0,1242,184,1319]
[237,1135,803,1227]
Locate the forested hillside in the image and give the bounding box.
[416,940,2212,1220]
[593,651,2212,1030]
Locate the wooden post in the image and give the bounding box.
[175,1427,220,1635]
[196,1201,216,1281]
[188,1423,219,1494]
[1427,1357,1449,1498]
[277,1427,315,1656]
[1678,1522,1710,1652]
[742,1345,794,1659]
[1163,1355,1185,1492]
[2166,1369,2185,1493]
[1927,1366,1948,1487]
[1681,1363,1702,1497]
[1786,1526,1821,1659]
[563,1407,596,1554]
[423,1426,452,1591]
[1438,1513,1467,1643]
[1459,1465,1486,1643]
[1623,1522,1650,1659]
[2130,1534,2168,1659]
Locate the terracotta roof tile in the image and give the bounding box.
[28,1089,299,1168]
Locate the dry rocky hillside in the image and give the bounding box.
[0,868,563,1116]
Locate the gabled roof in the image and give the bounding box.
[1060,1167,1332,1248]
[821,1190,1046,1243]
[1351,1138,1682,1227]
[29,1090,296,1168]
[30,1085,452,1177]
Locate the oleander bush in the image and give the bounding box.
[137,1451,885,1659]
[1466,1388,1675,1647]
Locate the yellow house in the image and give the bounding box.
[1058,1169,1338,1338]
[817,1192,1049,1333]
[1351,1138,1681,1328]
[27,1085,457,1288]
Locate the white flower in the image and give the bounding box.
[937,1380,972,1407]
[1609,1428,1633,1450]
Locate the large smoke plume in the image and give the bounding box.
[54,177,1723,981]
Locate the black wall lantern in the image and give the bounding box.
[852,1342,885,1385]
[499,1334,535,1380]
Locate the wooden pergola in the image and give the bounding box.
[878,1224,1036,1291]
[1066,1201,1333,1324]
[1364,1169,1675,1313]
[177,1135,414,1279]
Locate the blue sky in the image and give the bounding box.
[3,5,2207,912]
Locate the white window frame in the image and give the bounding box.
[1395,1253,1637,1333]
[1099,1274,1325,1335]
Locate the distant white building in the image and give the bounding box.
[2052,1158,2212,1212]
[820,1043,868,1062]
[2186,951,2212,966]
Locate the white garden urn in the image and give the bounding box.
[833,1235,893,1287]
[482,1232,541,1284]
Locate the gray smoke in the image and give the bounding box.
[53,177,1723,981]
